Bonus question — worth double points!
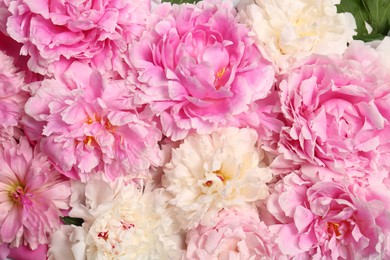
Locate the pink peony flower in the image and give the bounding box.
[0,137,71,250]
[24,63,162,181]
[0,50,28,141]
[266,171,390,259]
[6,0,151,77]
[128,0,275,140]
[277,41,390,176]
[185,206,279,259]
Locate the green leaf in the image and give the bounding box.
[354,33,385,42]
[337,0,390,42]
[61,216,84,226]
[162,0,200,4]
[362,0,390,35]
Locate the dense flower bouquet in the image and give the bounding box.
[1,0,390,259]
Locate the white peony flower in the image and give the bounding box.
[48,175,184,260]
[162,127,273,230]
[238,0,357,72]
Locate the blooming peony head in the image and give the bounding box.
[129,0,275,140]
[24,63,162,181]
[48,175,184,259]
[238,0,357,71]
[185,206,279,259]
[266,171,390,259]
[0,137,71,250]
[276,40,390,176]
[6,0,151,77]
[162,127,273,229]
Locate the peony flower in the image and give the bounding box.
[24,62,162,181]
[128,0,275,140]
[6,0,151,77]
[185,206,279,259]
[276,40,390,177]
[238,0,356,71]
[48,175,184,260]
[162,127,273,229]
[0,50,28,141]
[266,171,390,259]
[0,137,71,250]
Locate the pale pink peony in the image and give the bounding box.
[0,137,71,250]
[185,206,279,259]
[6,0,151,77]
[129,0,275,140]
[0,50,28,141]
[276,41,390,176]
[24,63,162,181]
[266,171,390,259]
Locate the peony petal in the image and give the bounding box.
[276,224,304,255]
[0,206,21,242]
[294,206,314,233]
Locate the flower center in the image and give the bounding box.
[327,222,341,237]
[86,115,115,132]
[9,185,32,206]
[83,136,95,146]
[83,115,116,146]
[98,231,109,241]
[213,169,226,182]
[121,220,135,230]
[203,169,227,187]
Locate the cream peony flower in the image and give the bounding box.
[48,175,184,260]
[162,127,273,230]
[238,0,356,71]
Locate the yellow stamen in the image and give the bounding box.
[104,119,115,131]
[216,67,226,79]
[83,136,94,146]
[214,67,226,90]
[327,222,342,237]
